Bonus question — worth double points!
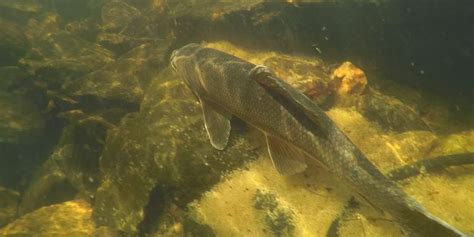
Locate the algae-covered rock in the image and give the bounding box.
[166,0,264,18]
[0,0,42,13]
[381,131,438,164]
[101,1,141,31]
[206,41,332,105]
[0,200,95,236]
[0,18,29,66]
[0,66,29,92]
[20,31,114,86]
[188,158,355,237]
[356,91,430,132]
[330,61,367,97]
[0,92,44,144]
[18,151,73,215]
[24,12,61,42]
[19,114,114,214]
[0,186,19,227]
[429,130,474,156]
[93,67,259,234]
[63,42,169,108]
[263,55,332,105]
[65,18,101,42]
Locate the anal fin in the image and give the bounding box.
[266,135,308,175]
[201,99,231,150]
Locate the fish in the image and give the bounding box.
[170,43,469,237]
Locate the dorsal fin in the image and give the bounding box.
[265,134,308,175]
[249,65,329,130]
[200,99,231,150]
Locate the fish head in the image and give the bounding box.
[170,43,201,72]
[170,43,205,97]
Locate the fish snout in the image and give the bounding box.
[170,50,178,71]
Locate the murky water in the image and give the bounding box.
[0,1,472,236]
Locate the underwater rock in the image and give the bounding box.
[0,200,95,236]
[18,151,73,215]
[263,55,332,105]
[381,131,438,164]
[188,157,355,237]
[326,108,438,171]
[253,189,295,237]
[0,186,19,227]
[20,31,114,86]
[0,18,29,66]
[356,91,430,132]
[24,12,61,42]
[330,61,367,96]
[165,0,264,19]
[63,42,169,109]
[0,92,44,144]
[429,130,474,156]
[96,2,171,55]
[93,67,258,235]
[0,66,30,92]
[205,41,333,106]
[0,0,42,13]
[19,114,115,215]
[65,18,101,42]
[101,1,141,31]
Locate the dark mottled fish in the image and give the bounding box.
[170,43,469,237]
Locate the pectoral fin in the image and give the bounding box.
[200,99,231,150]
[266,135,308,175]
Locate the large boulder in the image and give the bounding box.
[0,186,19,227]
[0,200,96,236]
[0,92,44,144]
[93,67,259,235]
[62,42,169,109]
[20,31,114,87]
[19,114,116,215]
[0,18,29,66]
[0,66,30,92]
[0,0,42,13]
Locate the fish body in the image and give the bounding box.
[171,43,467,237]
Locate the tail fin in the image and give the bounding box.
[401,201,469,237]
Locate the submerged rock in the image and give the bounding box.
[20,31,114,86]
[0,66,30,92]
[19,114,115,214]
[0,18,29,66]
[429,130,474,156]
[0,186,19,227]
[101,1,141,31]
[63,42,169,109]
[93,67,258,235]
[356,91,431,132]
[0,0,42,13]
[0,200,95,236]
[330,61,367,97]
[0,92,44,144]
[263,55,332,105]
[24,12,61,42]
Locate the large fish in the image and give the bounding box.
[170,43,468,237]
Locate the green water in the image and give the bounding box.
[0,1,472,236]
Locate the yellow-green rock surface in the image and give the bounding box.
[0,200,95,237]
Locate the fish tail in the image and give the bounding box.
[401,201,469,237]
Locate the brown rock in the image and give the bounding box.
[0,200,94,236]
[330,61,367,96]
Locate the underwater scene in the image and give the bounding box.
[0,0,473,236]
